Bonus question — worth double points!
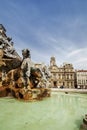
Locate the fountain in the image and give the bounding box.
[0,24,51,101]
[80,114,87,130]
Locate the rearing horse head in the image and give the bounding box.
[30,68,43,79]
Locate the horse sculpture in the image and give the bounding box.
[1,66,51,100]
[2,67,43,89]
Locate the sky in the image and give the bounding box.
[0,0,87,69]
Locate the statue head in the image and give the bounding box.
[22,49,31,59]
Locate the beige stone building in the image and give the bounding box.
[76,70,87,89]
[49,57,75,88]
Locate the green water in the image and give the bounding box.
[0,92,87,130]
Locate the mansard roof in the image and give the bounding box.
[77,70,87,72]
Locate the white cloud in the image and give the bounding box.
[67,48,87,58]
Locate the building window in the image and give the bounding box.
[59,74,60,79]
[71,82,72,86]
[67,74,69,79]
[86,80,87,84]
[71,74,72,79]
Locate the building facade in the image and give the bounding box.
[49,57,75,88]
[76,70,87,89]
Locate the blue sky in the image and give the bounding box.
[0,0,87,69]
